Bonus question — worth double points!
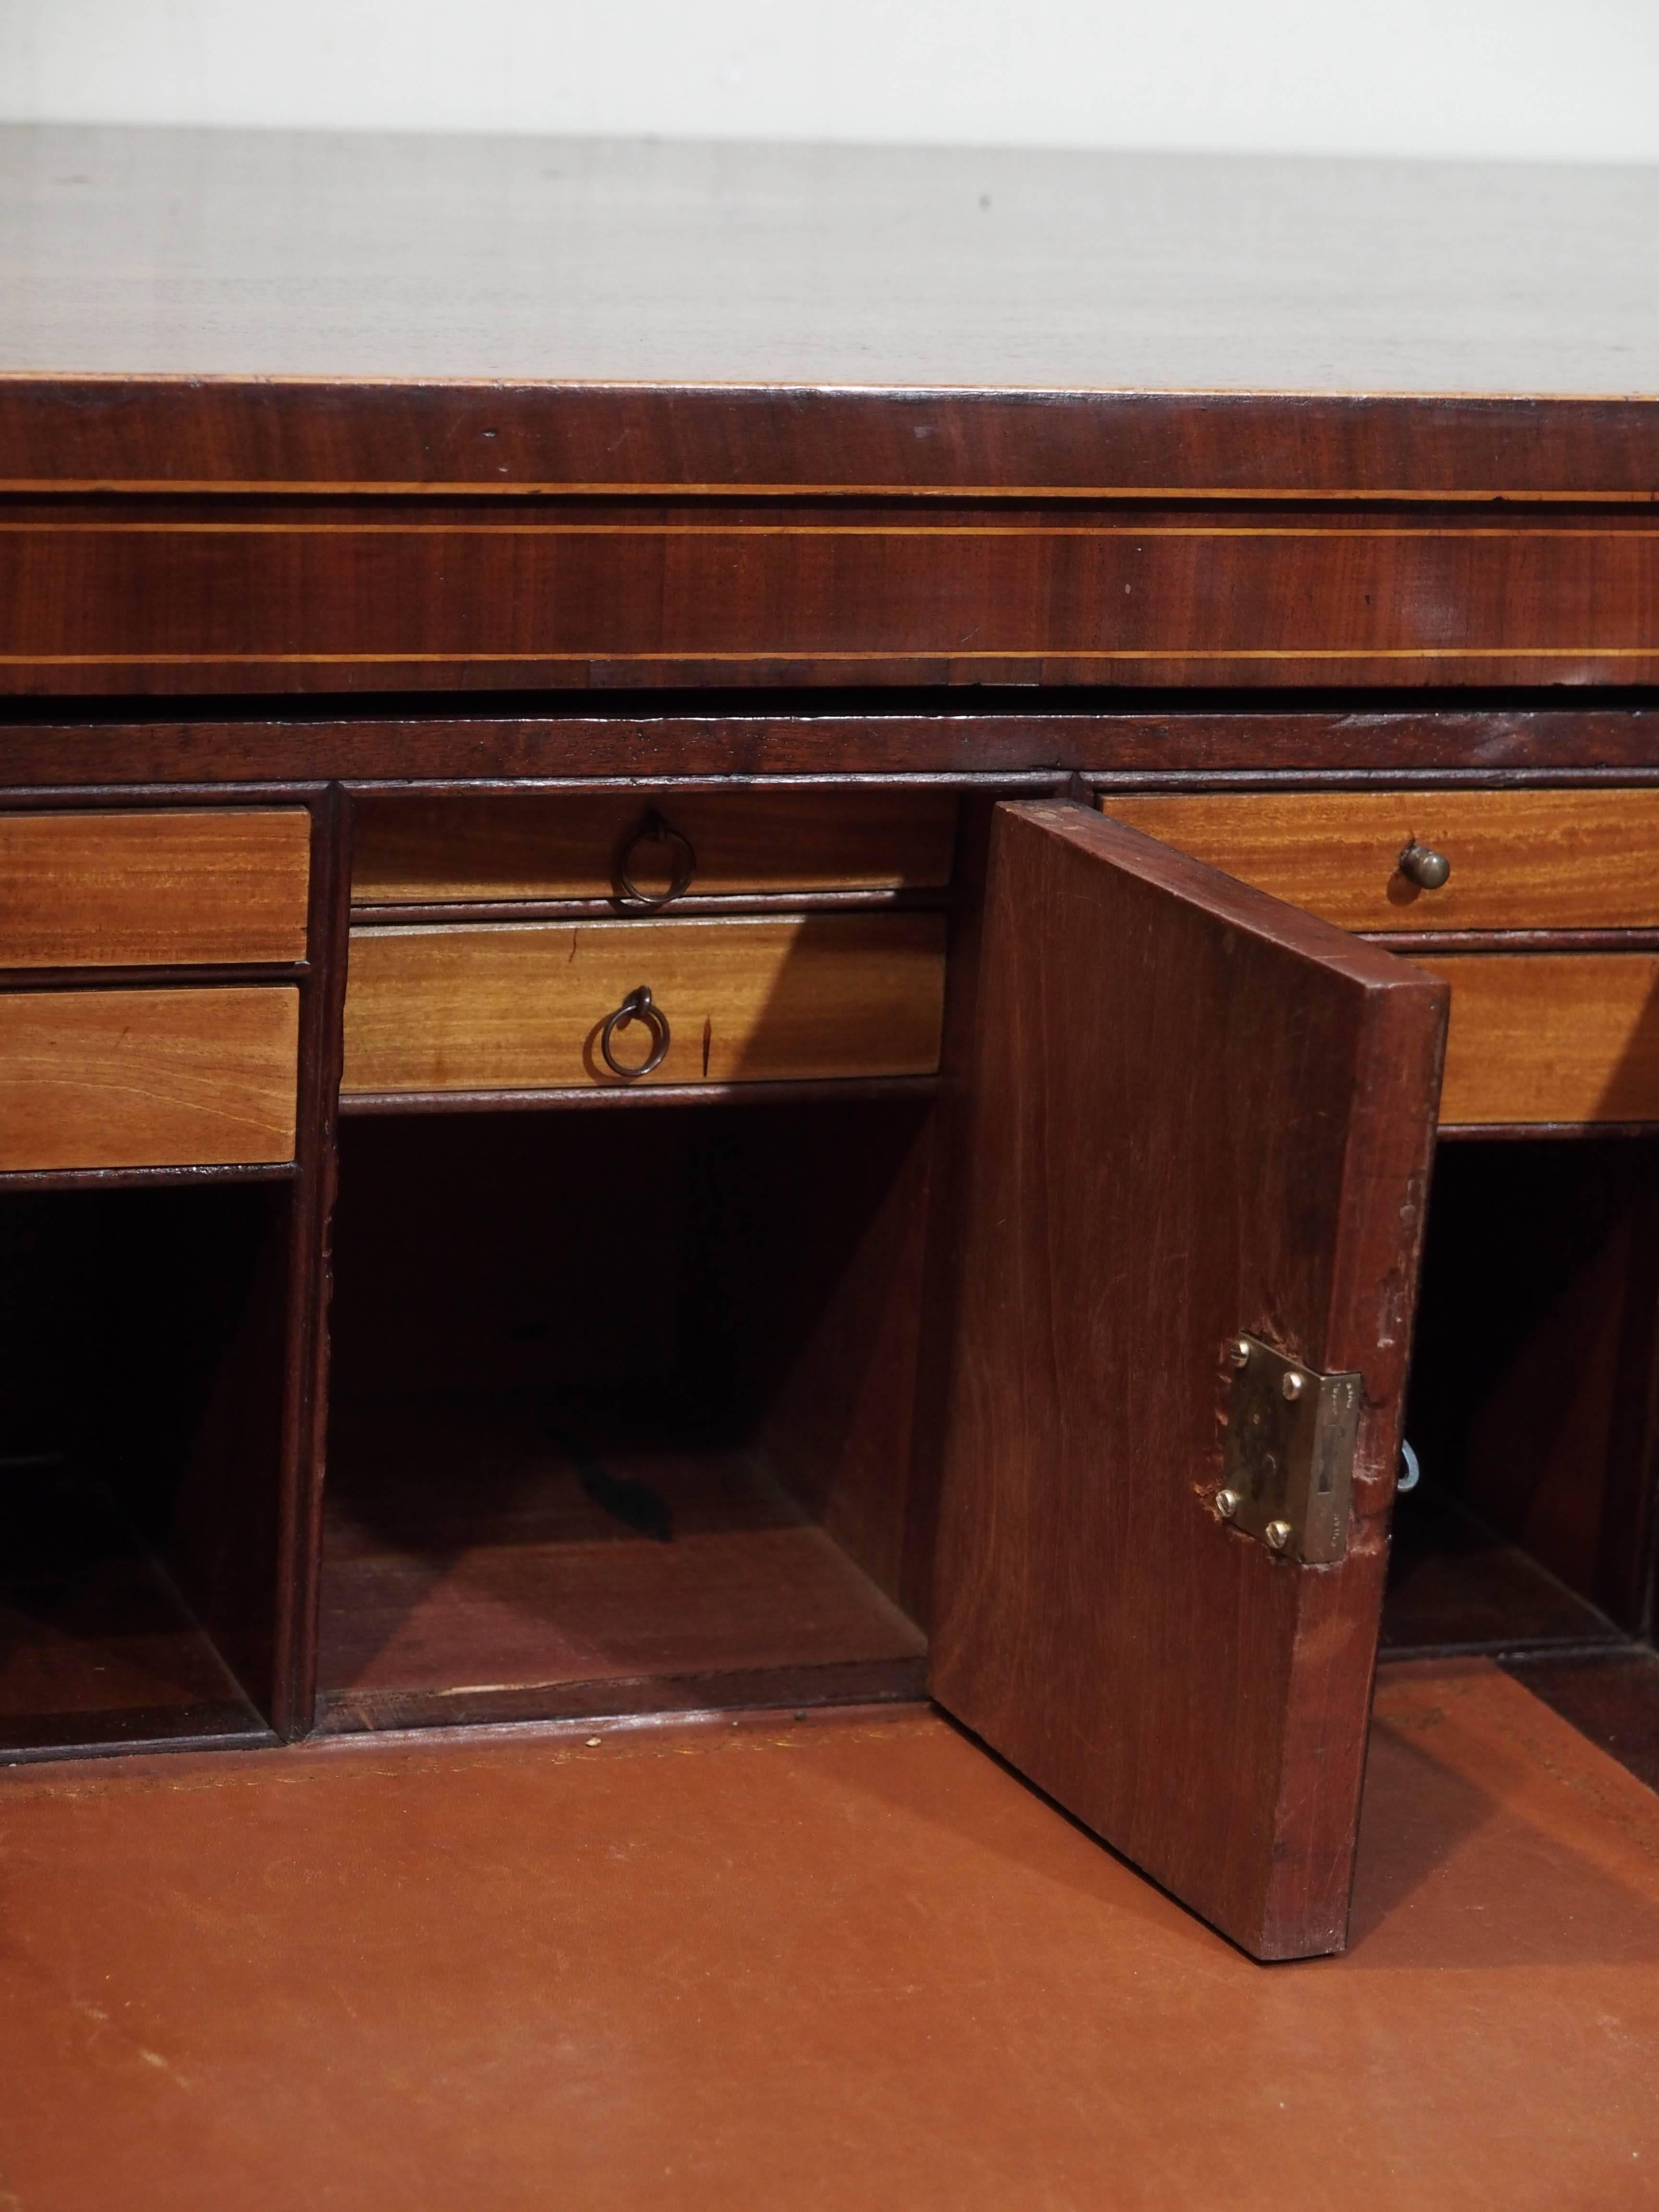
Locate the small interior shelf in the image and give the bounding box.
[317,1099,936,1731]
[0,1184,283,1759]
[318,1391,924,1729]
[1382,1134,1659,1657]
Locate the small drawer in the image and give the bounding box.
[351,790,957,905]
[0,987,301,1170]
[1102,791,1659,933]
[340,915,947,1096]
[0,809,312,969]
[1417,952,1659,1126]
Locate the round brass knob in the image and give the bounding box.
[599,986,671,1079]
[1398,840,1451,891]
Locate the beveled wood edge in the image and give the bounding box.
[349,889,953,926]
[17,722,1659,793]
[1365,931,1659,953]
[337,1075,942,1115]
[298,1697,935,1755]
[1437,1120,1659,1140]
[0,1159,299,1193]
[29,758,1659,797]
[0,961,309,989]
[1382,1631,1630,1661]
[0,782,334,802]
[310,1653,930,1737]
[7,382,1659,498]
[9,485,1659,504]
[7,649,1659,667]
[337,769,1061,793]
[9,654,1659,701]
[348,907,948,940]
[0,1713,277,1767]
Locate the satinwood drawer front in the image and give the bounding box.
[1102,791,1659,932]
[340,915,948,1096]
[1416,953,1659,1127]
[351,790,957,905]
[0,810,311,968]
[0,987,301,1170]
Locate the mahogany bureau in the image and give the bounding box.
[3,126,1658,1962]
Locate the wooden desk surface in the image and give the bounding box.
[1,1665,1656,2212]
[2,126,1658,495]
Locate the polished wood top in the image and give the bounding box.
[2,126,1658,494]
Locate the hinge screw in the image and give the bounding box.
[1281,1370,1306,1401]
[1264,1520,1293,1551]
[1215,1489,1241,1520]
[1229,1339,1252,1369]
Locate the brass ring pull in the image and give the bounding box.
[1398,840,1451,890]
[599,986,671,1079]
[617,809,697,908]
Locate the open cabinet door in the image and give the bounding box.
[930,800,1448,1961]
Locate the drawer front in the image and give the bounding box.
[0,988,301,1170]
[1419,953,1659,1125]
[341,915,947,1094]
[1103,791,1659,932]
[0,809,312,968]
[351,790,957,904]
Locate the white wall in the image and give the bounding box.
[1,0,1657,164]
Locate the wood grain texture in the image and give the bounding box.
[930,800,1447,1960]
[6,710,1659,790]
[5,1671,1659,2212]
[0,986,299,1169]
[1421,952,1659,1126]
[341,915,946,1095]
[1102,789,1659,933]
[351,788,956,903]
[6,506,1659,696]
[5,131,1658,698]
[318,1401,925,1716]
[5,129,1659,470]
[0,806,310,966]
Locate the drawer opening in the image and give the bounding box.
[0,1184,288,1761]
[1383,1136,1659,1660]
[316,1099,935,1733]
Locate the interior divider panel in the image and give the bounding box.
[0,986,301,1170]
[0,808,312,968]
[341,914,948,1095]
[1102,790,1659,934]
[350,789,958,905]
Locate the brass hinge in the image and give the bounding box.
[1216,1334,1361,1565]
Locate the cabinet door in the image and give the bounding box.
[930,801,1448,1960]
